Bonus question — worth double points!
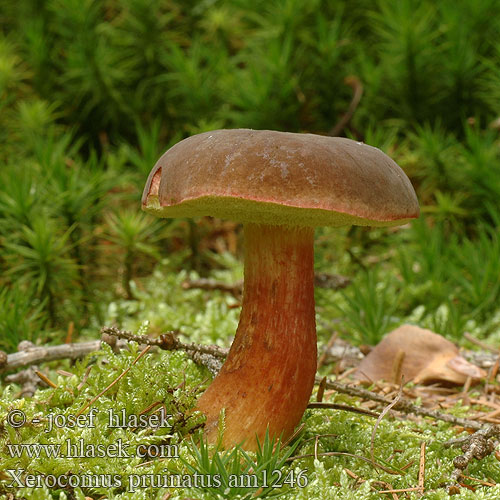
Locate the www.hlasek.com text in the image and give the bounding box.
[7,437,179,459]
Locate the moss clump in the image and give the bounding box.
[0,343,207,499]
[2,343,500,499]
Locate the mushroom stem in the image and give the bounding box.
[197,223,317,449]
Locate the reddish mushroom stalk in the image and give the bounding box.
[197,223,317,449]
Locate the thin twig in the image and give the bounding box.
[76,345,152,417]
[317,376,487,431]
[65,321,74,344]
[286,451,399,475]
[460,474,496,487]
[488,355,500,384]
[329,76,364,137]
[370,382,403,465]
[281,423,306,449]
[308,401,379,418]
[317,331,339,370]
[464,333,499,354]
[377,487,421,494]
[316,376,327,402]
[418,441,426,494]
[77,366,93,392]
[35,370,58,389]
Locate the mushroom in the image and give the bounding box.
[353,324,486,385]
[142,129,419,450]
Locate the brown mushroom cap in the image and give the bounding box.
[142,129,419,227]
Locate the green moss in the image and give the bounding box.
[103,257,242,346]
[2,339,499,499]
[0,343,207,499]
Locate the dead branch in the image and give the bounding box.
[307,401,379,418]
[444,424,500,449]
[181,272,351,296]
[3,328,493,436]
[317,376,490,431]
[3,327,499,445]
[5,367,41,397]
[314,272,351,290]
[2,329,494,437]
[0,327,227,379]
[446,426,497,492]
[182,278,243,296]
[100,326,228,359]
[100,326,228,375]
[0,338,128,374]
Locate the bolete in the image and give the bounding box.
[142,129,419,450]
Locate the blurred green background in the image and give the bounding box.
[1,0,500,352]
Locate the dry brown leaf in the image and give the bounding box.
[353,325,486,385]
